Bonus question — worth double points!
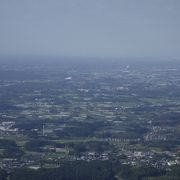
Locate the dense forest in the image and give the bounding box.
[0,161,180,180]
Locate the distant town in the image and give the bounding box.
[0,58,180,179]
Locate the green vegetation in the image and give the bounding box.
[0,139,23,158]
[1,59,180,179]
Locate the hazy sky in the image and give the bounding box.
[0,0,180,58]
